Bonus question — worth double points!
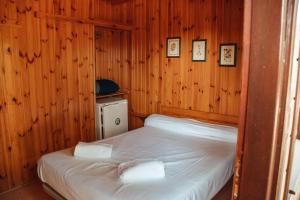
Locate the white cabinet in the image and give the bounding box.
[95,97,128,140]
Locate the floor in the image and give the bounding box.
[0,179,232,200]
[213,178,233,200]
[0,180,53,200]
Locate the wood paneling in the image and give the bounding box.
[0,0,95,193]
[95,27,131,91]
[93,0,133,24]
[0,0,18,26]
[161,106,238,126]
[0,0,135,192]
[47,0,92,19]
[130,0,243,127]
[131,0,160,120]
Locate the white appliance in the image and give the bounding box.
[95,97,128,140]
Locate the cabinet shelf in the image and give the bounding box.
[96,90,129,99]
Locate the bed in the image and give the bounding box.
[289,139,300,200]
[38,114,237,200]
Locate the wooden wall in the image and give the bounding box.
[130,0,243,127]
[0,0,243,193]
[129,0,160,127]
[0,0,95,193]
[95,27,131,92]
[93,0,132,24]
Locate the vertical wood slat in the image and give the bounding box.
[0,26,14,192]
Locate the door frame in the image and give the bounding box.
[233,0,299,199]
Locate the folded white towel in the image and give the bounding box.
[74,142,112,159]
[118,160,165,183]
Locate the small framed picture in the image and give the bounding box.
[219,43,237,67]
[166,37,181,58]
[192,39,207,62]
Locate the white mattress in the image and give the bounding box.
[289,139,300,196]
[38,114,237,200]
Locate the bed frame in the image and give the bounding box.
[43,183,66,200]
[42,178,233,200]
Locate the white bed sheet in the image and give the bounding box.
[38,116,237,200]
[289,139,300,196]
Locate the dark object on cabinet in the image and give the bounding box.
[96,79,120,95]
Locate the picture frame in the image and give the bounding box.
[192,39,207,62]
[219,43,237,67]
[166,37,181,58]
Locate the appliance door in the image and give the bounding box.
[102,101,128,138]
[95,104,102,140]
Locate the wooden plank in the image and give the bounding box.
[238,0,295,199]
[160,106,238,126]
[0,26,11,193]
[232,0,251,198]
[39,14,133,31]
[96,91,129,99]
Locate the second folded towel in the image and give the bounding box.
[74,142,112,159]
[118,160,165,183]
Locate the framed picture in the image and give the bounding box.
[192,39,207,62]
[219,43,237,67]
[166,37,181,58]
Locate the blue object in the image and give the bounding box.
[96,79,120,95]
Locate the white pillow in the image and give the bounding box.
[144,114,237,143]
[118,160,165,183]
